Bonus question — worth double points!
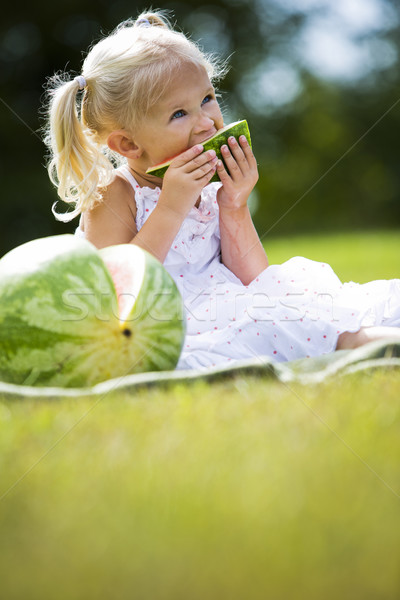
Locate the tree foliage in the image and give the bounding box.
[0,0,399,254]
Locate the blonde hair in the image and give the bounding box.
[43,10,226,222]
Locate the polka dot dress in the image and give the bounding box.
[104,166,400,369]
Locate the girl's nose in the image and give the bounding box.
[194,114,215,133]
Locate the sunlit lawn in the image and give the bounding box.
[266,228,400,282]
[0,229,399,599]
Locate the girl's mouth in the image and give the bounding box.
[198,128,218,144]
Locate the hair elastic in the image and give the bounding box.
[136,18,151,27]
[74,75,87,90]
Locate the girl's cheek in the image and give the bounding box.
[214,112,224,130]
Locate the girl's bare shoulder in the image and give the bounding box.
[106,170,137,216]
[81,171,138,248]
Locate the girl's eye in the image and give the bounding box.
[172,109,185,120]
[171,95,214,120]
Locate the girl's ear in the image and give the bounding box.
[107,130,143,159]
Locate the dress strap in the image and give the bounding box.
[116,164,148,231]
[116,164,140,190]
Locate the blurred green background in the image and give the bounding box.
[1,0,400,256]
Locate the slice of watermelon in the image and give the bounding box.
[146,120,251,182]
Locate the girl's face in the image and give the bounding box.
[134,63,224,168]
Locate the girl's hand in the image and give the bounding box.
[159,144,218,218]
[216,135,259,212]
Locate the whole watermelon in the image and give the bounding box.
[0,235,185,387]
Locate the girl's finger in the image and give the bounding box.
[238,135,257,171]
[216,158,231,183]
[220,142,242,180]
[193,155,218,179]
[188,149,217,173]
[227,136,250,174]
[194,161,217,182]
[171,144,205,168]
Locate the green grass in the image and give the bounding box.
[0,230,399,599]
[266,229,400,282]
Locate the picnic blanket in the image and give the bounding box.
[0,340,399,400]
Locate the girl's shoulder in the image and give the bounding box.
[111,168,138,211]
[80,168,138,247]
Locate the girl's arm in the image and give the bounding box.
[133,145,218,262]
[84,145,218,263]
[216,136,268,285]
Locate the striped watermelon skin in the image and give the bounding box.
[146,120,251,182]
[99,244,185,375]
[0,236,185,387]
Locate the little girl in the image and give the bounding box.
[44,10,400,370]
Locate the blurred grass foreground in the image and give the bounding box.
[0,231,399,599]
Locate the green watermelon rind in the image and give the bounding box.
[0,235,116,387]
[146,120,252,183]
[99,244,186,375]
[0,235,185,388]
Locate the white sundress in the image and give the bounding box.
[76,165,400,370]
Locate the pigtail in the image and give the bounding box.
[45,75,113,222]
[43,8,229,223]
